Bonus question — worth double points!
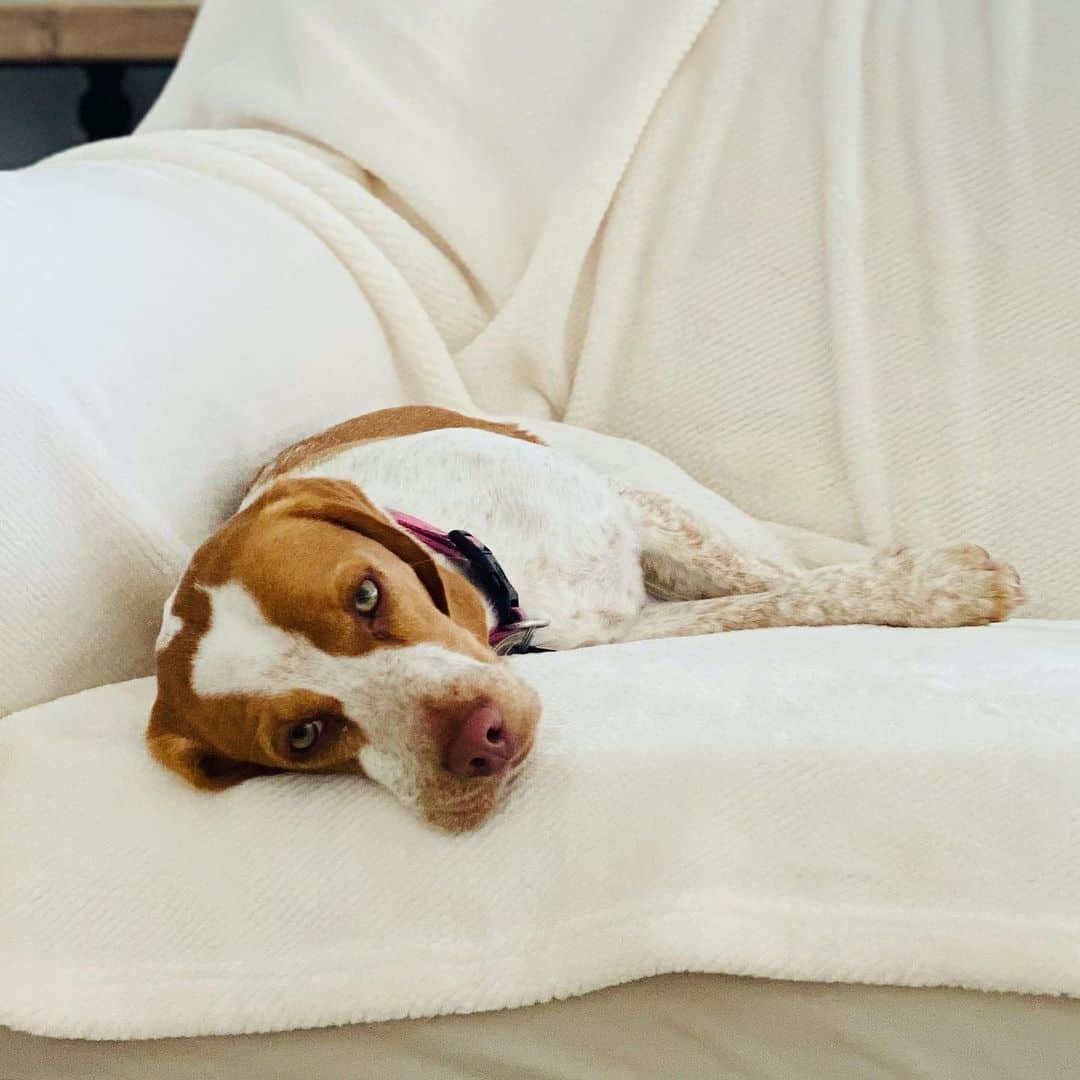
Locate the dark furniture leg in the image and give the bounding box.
[78,62,133,141]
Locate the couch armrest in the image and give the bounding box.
[0,157,402,713]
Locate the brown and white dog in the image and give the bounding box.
[150,406,1024,830]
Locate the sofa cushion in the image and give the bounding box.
[3,619,1079,1038]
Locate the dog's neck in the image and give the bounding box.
[388,509,550,655]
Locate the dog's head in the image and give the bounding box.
[149,477,540,831]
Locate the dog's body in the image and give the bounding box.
[150,406,1024,830]
[243,413,648,652]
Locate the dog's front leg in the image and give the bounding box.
[621,544,1024,641]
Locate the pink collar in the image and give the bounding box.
[388,510,550,655]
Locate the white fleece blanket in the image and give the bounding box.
[44,0,1080,626]
[6,0,1078,720]
[136,0,1080,619]
[4,0,1080,1041]
[3,619,1080,1039]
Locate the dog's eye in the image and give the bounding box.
[288,719,324,752]
[353,578,380,615]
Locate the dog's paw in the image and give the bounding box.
[879,544,1026,627]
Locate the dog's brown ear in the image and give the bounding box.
[147,701,274,791]
[261,477,450,616]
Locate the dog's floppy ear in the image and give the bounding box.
[260,477,450,616]
[147,700,274,791]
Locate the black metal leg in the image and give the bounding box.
[78,62,134,141]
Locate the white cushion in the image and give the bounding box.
[3,619,1079,1038]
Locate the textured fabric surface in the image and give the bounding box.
[140,0,1080,618]
[0,125,859,715]
[6,974,1080,1080]
[3,0,1080,1046]
[0,155,406,715]
[2,619,1080,1038]
[13,0,1073,722]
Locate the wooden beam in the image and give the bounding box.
[0,9,55,60]
[0,3,198,61]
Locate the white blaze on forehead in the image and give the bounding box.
[191,580,314,696]
[155,587,183,654]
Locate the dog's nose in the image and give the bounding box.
[445,703,517,779]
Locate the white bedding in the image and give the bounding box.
[3,619,1080,1038]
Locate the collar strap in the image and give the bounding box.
[388,510,550,655]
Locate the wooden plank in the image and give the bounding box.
[0,3,198,61]
[4,1,193,7]
[57,6,196,59]
[0,9,55,59]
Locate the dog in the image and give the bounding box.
[149,405,1024,830]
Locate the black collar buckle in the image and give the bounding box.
[446,529,521,627]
